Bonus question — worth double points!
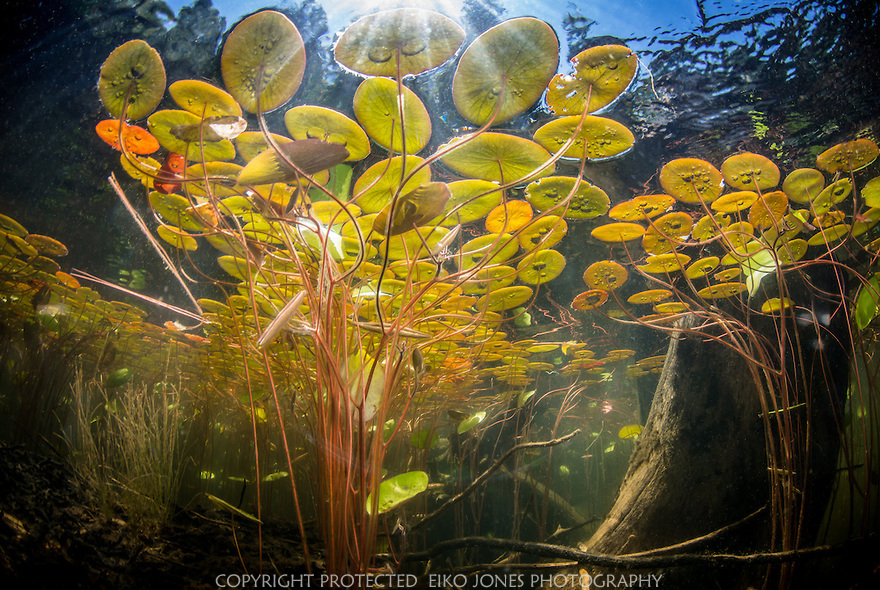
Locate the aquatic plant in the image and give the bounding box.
[0,3,859,586]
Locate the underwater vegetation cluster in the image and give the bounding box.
[1,4,879,586]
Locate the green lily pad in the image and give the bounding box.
[353,76,431,154]
[366,471,429,515]
[457,411,487,434]
[284,105,370,161]
[438,133,553,183]
[147,110,236,162]
[221,11,306,114]
[452,17,559,125]
[169,79,242,118]
[107,368,132,388]
[334,8,464,77]
[98,40,166,120]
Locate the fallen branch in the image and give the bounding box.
[399,531,878,568]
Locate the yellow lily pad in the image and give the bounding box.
[353,156,431,214]
[147,110,236,162]
[782,168,825,204]
[590,222,645,242]
[816,138,879,173]
[516,249,566,285]
[546,45,637,115]
[659,158,724,204]
[721,152,780,191]
[518,215,568,250]
[583,260,627,290]
[525,177,610,219]
[533,115,635,160]
[477,285,533,312]
[284,105,370,161]
[169,79,242,118]
[572,289,608,310]
[609,195,674,221]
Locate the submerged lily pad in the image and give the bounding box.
[98,40,166,120]
[335,9,464,77]
[221,11,306,113]
[452,17,559,125]
[237,139,349,185]
[366,471,429,516]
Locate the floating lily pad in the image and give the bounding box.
[169,79,242,118]
[485,201,533,233]
[476,285,533,312]
[816,138,879,173]
[221,11,305,113]
[811,179,852,216]
[98,40,166,120]
[234,131,293,162]
[608,195,674,221]
[659,158,724,204]
[583,260,627,290]
[533,115,635,160]
[366,470,429,516]
[692,212,731,241]
[516,249,566,285]
[284,105,370,161]
[353,77,431,154]
[518,215,567,250]
[721,152,780,191]
[696,282,747,299]
[590,222,645,242]
[335,9,464,77]
[458,233,519,269]
[748,190,789,230]
[711,190,759,213]
[638,252,691,274]
[685,256,720,279]
[782,168,825,204]
[525,177,609,219]
[95,120,159,154]
[148,110,236,162]
[452,17,559,125]
[546,45,637,115]
[627,289,673,304]
[572,289,608,310]
[354,156,431,214]
[432,180,502,226]
[157,224,198,251]
[438,133,553,183]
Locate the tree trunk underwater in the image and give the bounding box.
[558,309,848,590]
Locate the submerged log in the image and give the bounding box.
[560,308,847,589]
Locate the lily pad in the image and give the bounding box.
[782,168,825,204]
[372,182,451,236]
[169,79,242,118]
[221,11,306,113]
[608,195,674,221]
[439,133,553,183]
[353,77,431,154]
[353,156,431,214]
[516,249,566,285]
[237,139,349,185]
[366,471,429,516]
[452,17,559,125]
[659,158,724,204]
[284,105,370,161]
[721,152,780,191]
[816,139,879,173]
[525,177,609,219]
[335,9,464,77]
[546,45,637,115]
[98,40,166,120]
[533,115,634,160]
[147,110,236,162]
[583,260,627,290]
